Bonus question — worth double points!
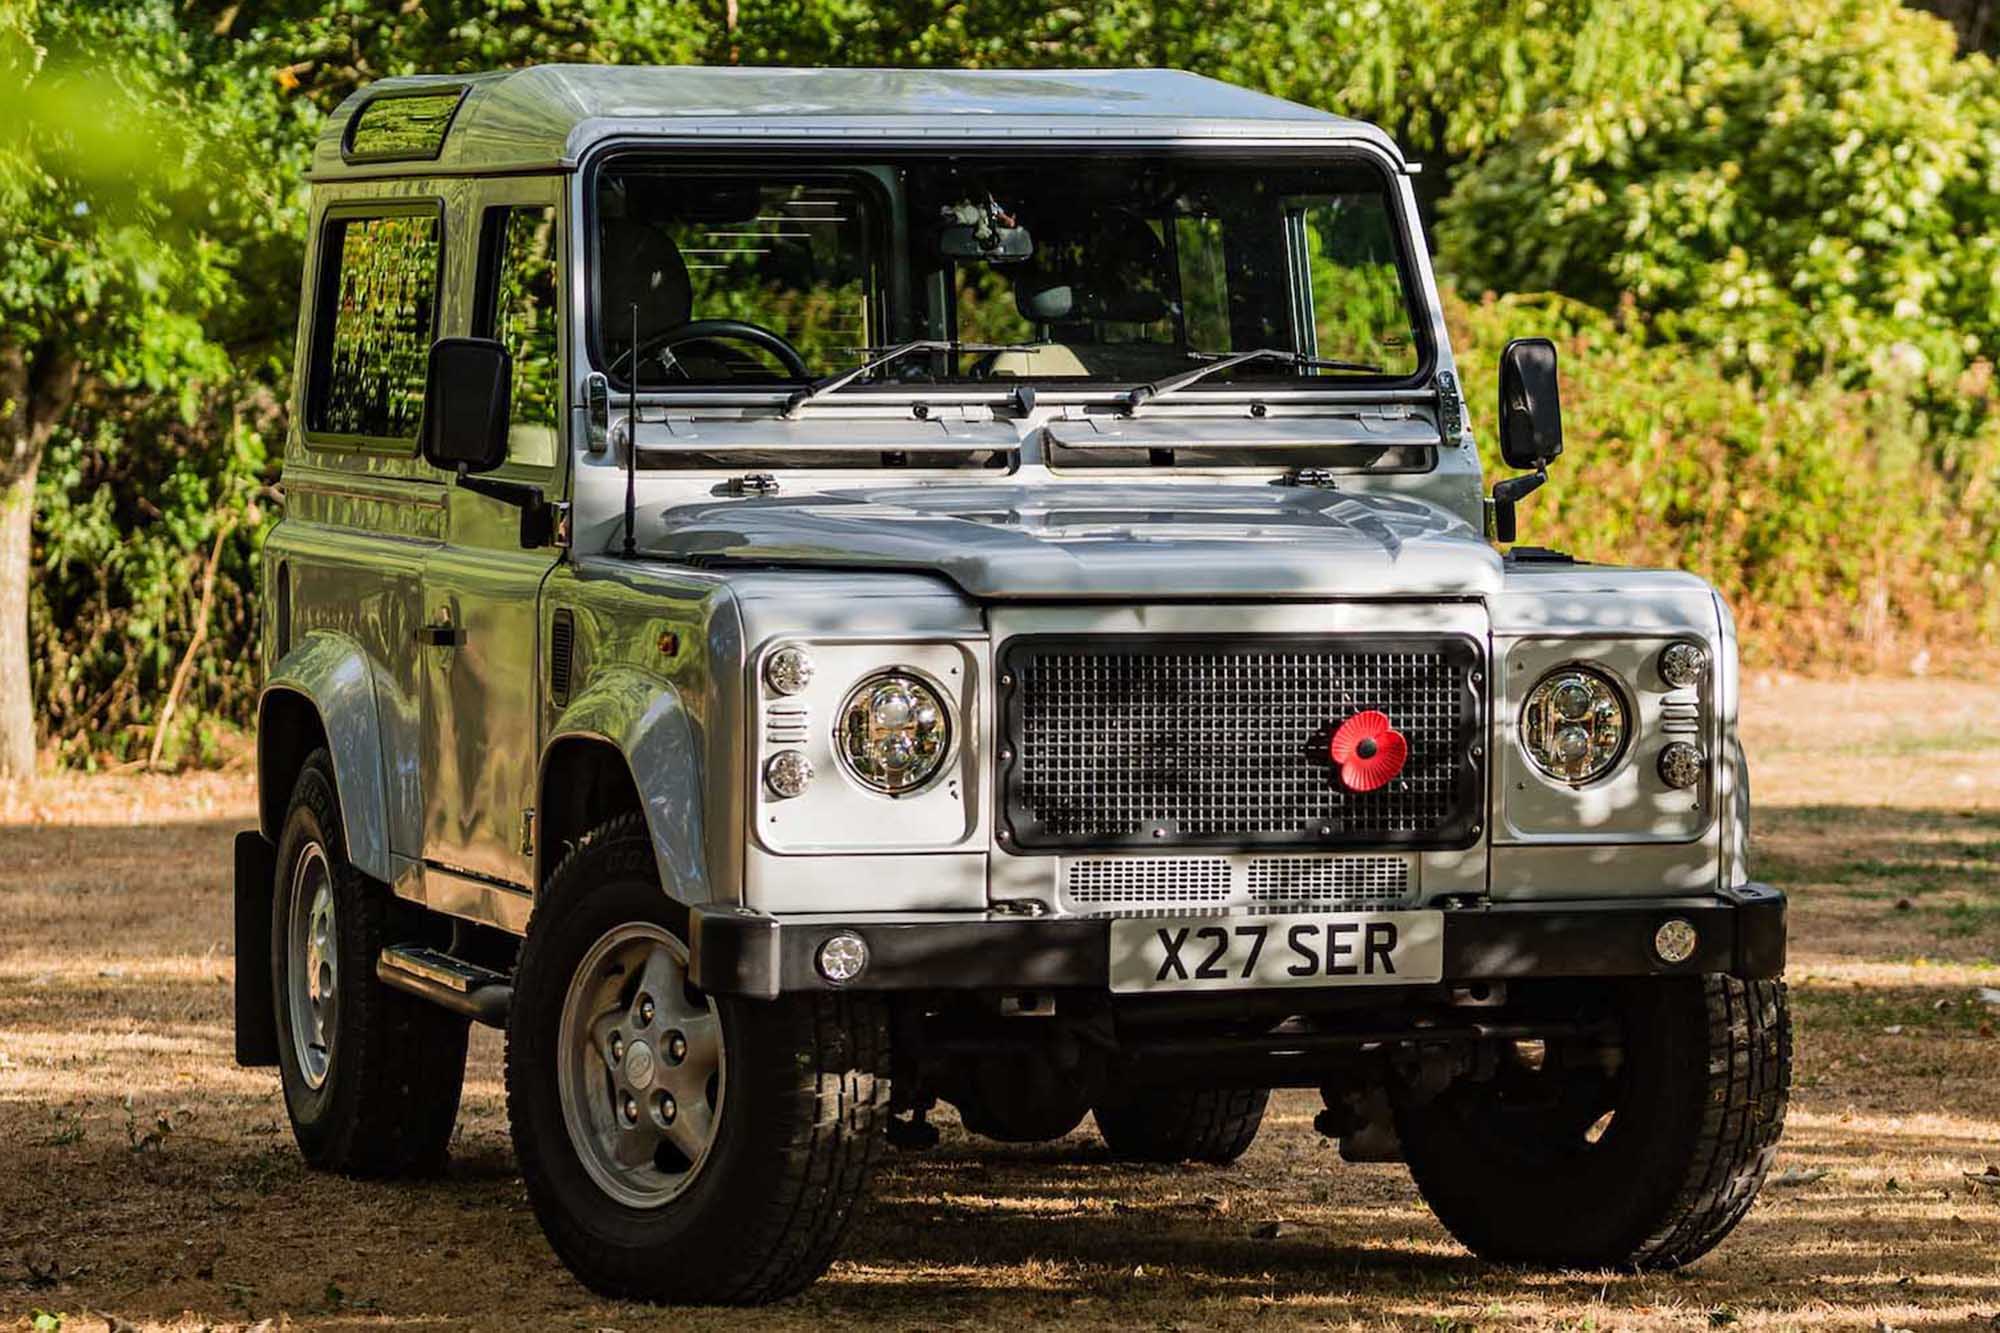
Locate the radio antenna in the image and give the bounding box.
[622,303,639,559]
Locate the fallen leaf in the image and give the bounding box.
[1882,1024,1905,1035]
[1252,1220,1287,1239]
[1769,1167,1830,1187]
[1895,897,1914,911]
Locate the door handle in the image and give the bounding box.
[416,610,466,648]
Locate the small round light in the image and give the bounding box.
[1657,741,1704,789]
[837,672,951,795]
[816,932,869,984]
[764,749,814,799]
[1520,667,1629,785]
[1654,918,1699,965]
[1659,641,1708,690]
[764,646,816,696]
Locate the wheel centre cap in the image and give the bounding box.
[624,1040,657,1088]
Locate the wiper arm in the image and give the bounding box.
[1126,347,1386,410]
[783,339,1039,416]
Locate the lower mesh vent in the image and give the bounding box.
[1247,856,1409,905]
[1065,858,1231,904]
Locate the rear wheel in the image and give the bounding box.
[506,814,890,1304]
[1397,975,1790,1269]
[1093,1087,1268,1164]
[271,749,468,1176]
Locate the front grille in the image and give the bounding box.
[1001,635,1482,851]
[1247,855,1410,905]
[1061,854,1413,913]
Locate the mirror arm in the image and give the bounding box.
[455,466,556,549]
[1487,467,1547,545]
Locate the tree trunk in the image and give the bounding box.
[0,456,38,779]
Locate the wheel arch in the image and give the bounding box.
[538,666,712,905]
[258,631,395,884]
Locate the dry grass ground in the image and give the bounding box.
[2,677,1998,1332]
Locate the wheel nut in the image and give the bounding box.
[656,1092,677,1125]
[636,995,655,1026]
[621,1094,639,1125]
[609,1033,624,1062]
[666,1032,687,1064]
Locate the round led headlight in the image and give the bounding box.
[764,645,816,696]
[1520,666,1629,785]
[837,672,952,795]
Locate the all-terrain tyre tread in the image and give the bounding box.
[1094,1087,1269,1164]
[506,813,889,1305]
[1626,975,1792,1268]
[276,750,467,1178]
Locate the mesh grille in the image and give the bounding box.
[1247,855,1409,906]
[1065,858,1232,904]
[1003,636,1480,850]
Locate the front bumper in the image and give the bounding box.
[689,882,1786,999]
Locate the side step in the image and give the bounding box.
[377,944,512,1028]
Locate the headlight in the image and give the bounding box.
[837,671,952,795]
[1520,666,1629,785]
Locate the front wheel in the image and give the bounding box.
[506,814,889,1305]
[1397,975,1791,1270]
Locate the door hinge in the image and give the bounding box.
[1435,369,1463,444]
[520,809,535,857]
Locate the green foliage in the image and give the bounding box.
[1452,290,2000,660]
[1440,0,2000,389]
[7,0,2000,767]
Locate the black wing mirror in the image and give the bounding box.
[1489,337,1563,543]
[420,337,512,473]
[419,337,559,548]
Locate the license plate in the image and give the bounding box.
[1109,910,1444,994]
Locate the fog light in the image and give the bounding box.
[1657,741,1704,789]
[764,749,814,799]
[1654,918,1698,965]
[816,932,868,984]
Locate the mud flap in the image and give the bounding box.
[234,829,279,1067]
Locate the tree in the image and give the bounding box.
[0,1,253,775]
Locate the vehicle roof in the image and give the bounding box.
[310,64,1404,180]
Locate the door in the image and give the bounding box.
[418,180,567,888]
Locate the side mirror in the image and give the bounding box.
[420,337,511,474]
[1488,338,1563,545]
[1496,337,1563,470]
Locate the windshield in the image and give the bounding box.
[592,153,1425,395]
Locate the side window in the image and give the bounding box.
[305,211,441,442]
[477,205,561,469]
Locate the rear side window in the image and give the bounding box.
[305,210,442,443]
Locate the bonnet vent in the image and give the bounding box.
[549,609,575,707]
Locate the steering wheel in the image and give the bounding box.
[615,319,811,381]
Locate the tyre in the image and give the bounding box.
[271,749,468,1176]
[1092,1086,1269,1164]
[945,1053,1091,1144]
[506,814,889,1305]
[1397,975,1791,1270]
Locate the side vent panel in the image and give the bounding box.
[549,608,575,707]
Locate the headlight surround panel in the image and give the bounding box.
[749,638,985,854]
[1498,635,1714,843]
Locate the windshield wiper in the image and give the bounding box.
[1125,347,1386,410]
[783,339,1039,416]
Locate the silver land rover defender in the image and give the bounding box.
[233,66,1791,1304]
